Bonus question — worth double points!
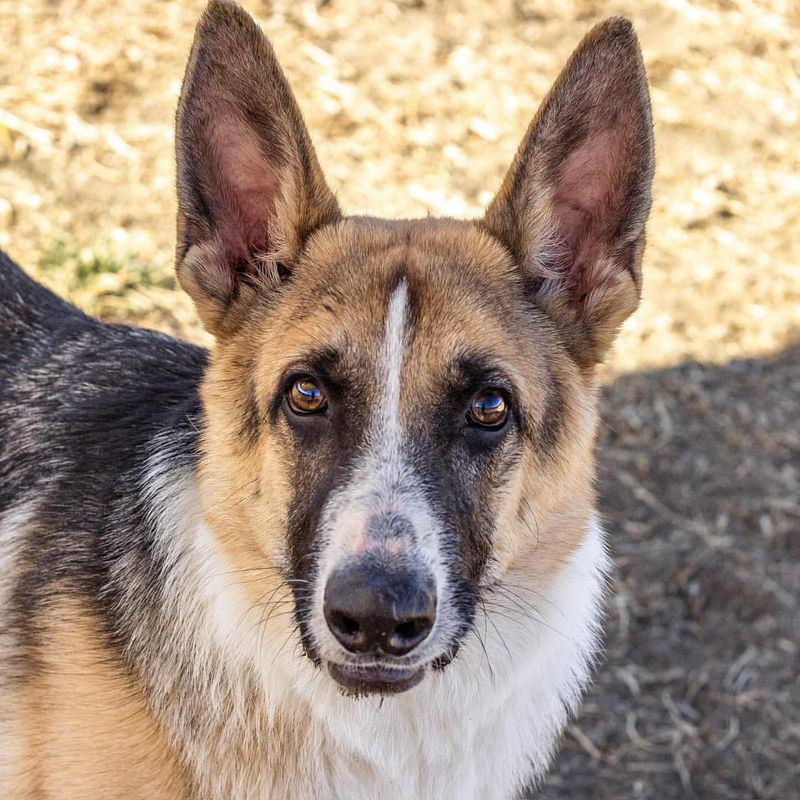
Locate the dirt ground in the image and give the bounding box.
[1,0,798,797]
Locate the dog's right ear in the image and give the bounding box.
[175,0,340,336]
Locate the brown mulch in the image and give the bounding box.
[538,346,800,799]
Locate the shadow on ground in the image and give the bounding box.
[536,344,800,800]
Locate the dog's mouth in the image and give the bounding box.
[327,661,427,696]
[325,643,462,696]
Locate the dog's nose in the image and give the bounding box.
[324,560,436,657]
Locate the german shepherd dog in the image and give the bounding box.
[0,2,653,797]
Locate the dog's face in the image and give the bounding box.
[176,1,653,695]
[199,220,599,694]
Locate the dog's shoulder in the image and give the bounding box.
[0,250,207,412]
[0,250,81,364]
[0,251,207,512]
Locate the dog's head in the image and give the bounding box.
[176,1,653,695]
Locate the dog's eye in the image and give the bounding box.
[288,377,328,415]
[468,389,509,429]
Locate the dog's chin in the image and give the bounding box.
[327,661,427,697]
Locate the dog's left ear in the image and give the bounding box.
[175,0,340,336]
[482,17,654,368]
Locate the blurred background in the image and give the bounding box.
[1,0,798,797]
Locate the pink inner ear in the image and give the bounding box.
[553,128,621,297]
[206,114,280,268]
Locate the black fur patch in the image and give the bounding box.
[0,252,206,688]
[279,347,373,661]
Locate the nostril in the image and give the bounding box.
[338,615,360,637]
[387,614,433,655]
[328,610,363,643]
[394,618,428,641]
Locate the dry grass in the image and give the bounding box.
[1,0,798,797]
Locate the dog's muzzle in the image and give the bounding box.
[323,556,437,694]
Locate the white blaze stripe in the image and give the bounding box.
[374,280,408,481]
[311,278,462,660]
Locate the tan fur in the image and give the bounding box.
[199,216,599,597]
[7,601,186,799]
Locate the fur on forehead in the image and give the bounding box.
[272,216,522,313]
[220,217,580,400]
[201,216,599,502]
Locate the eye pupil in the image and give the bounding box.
[288,377,327,415]
[469,390,508,429]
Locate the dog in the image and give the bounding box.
[0,2,653,797]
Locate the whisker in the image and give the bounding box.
[480,598,513,662]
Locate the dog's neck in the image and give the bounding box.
[127,455,608,800]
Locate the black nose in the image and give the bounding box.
[324,560,436,656]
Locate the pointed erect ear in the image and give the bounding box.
[482,17,654,368]
[175,0,340,336]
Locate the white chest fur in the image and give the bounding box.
[288,518,609,800]
[145,471,608,800]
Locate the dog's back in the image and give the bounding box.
[0,251,77,382]
[0,251,206,514]
[0,251,87,516]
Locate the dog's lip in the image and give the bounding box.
[327,661,426,696]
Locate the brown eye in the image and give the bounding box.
[288,377,328,415]
[468,389,509,429]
